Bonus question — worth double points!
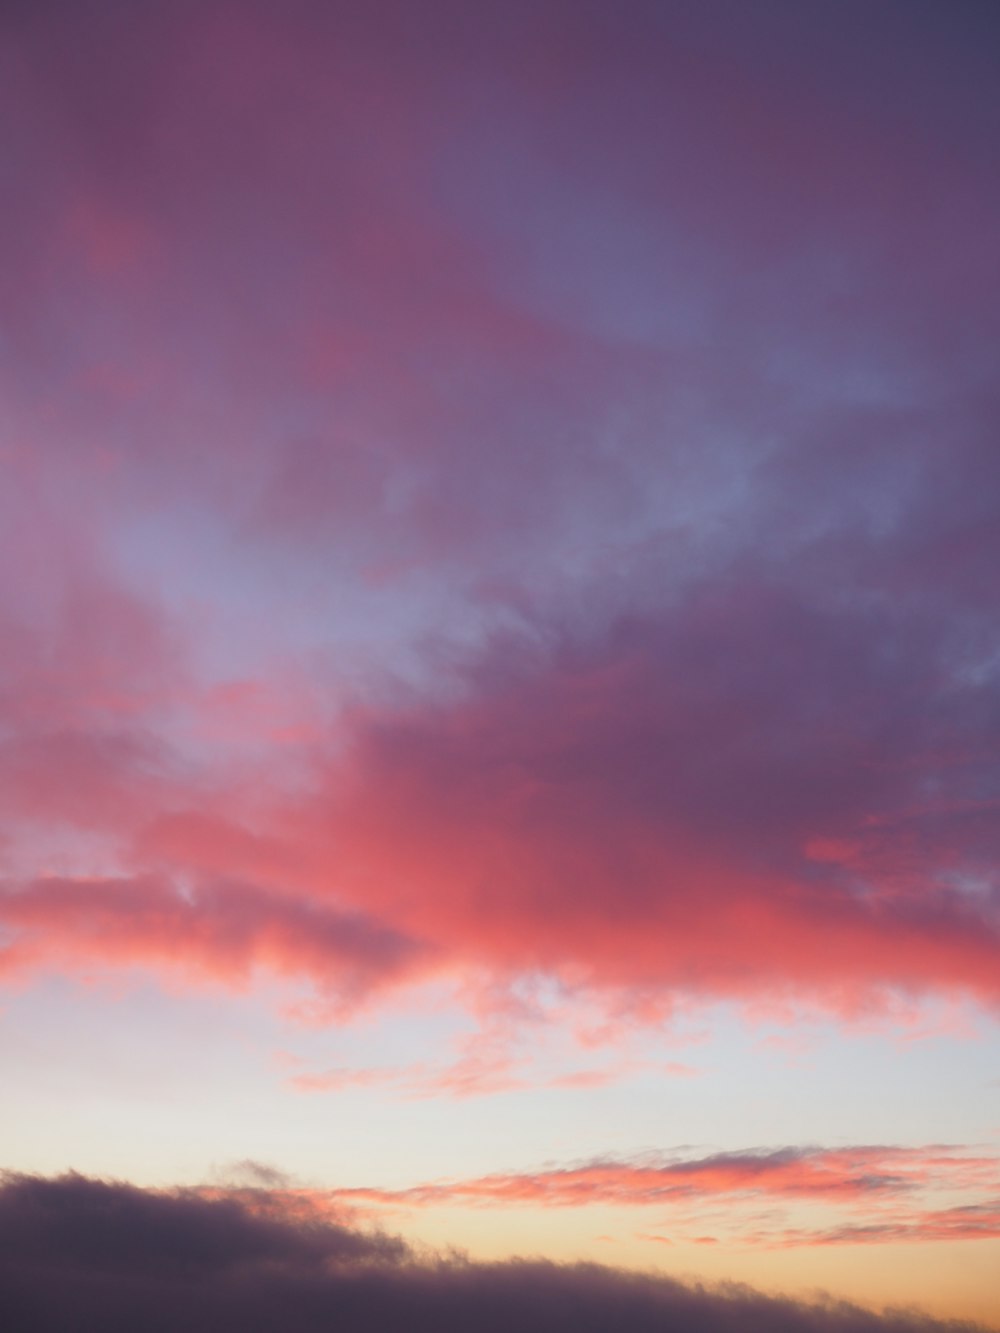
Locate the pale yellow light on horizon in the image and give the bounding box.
[389,1204,1000,1330]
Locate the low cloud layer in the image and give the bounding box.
[0,1172,989,1333]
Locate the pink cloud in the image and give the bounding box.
[283,599,1000,1015]
[759,1201,1000,1248]
[286,1143,1000,1252]
[289,1056,651,1101]
[0,0,998,1040]
[0,874,426,1008]
[325,1145,1000,1213]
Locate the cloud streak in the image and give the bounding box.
[327,1144,999,1213]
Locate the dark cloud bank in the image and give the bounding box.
[0,1173,987,1333]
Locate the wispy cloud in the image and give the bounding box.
[758,1200,1000,1248]
[313,1143,1000,1252]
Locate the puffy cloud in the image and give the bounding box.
[0,1170,400,1278]
[303,584,1000,1014]
[0,0,999,1029]
[4,563,1000,1018]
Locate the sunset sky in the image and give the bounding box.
[2,1,999,1328]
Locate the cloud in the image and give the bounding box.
[300,588,1000,1016]
[4,560,1000,1022]
[218,1160,293,1190]
[325,1145,1000,1215]
[291,1056,697,1099]
[0,1171,990,1333]
[0,873,427,1006]
[761,1202,1000,1248]
[0,1170,400,1279]
[288,1050,528,1100]
[0,0,998,1035]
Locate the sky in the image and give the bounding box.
[1,0,999,1328]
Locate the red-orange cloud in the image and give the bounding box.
[325,1145,1000,1212]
